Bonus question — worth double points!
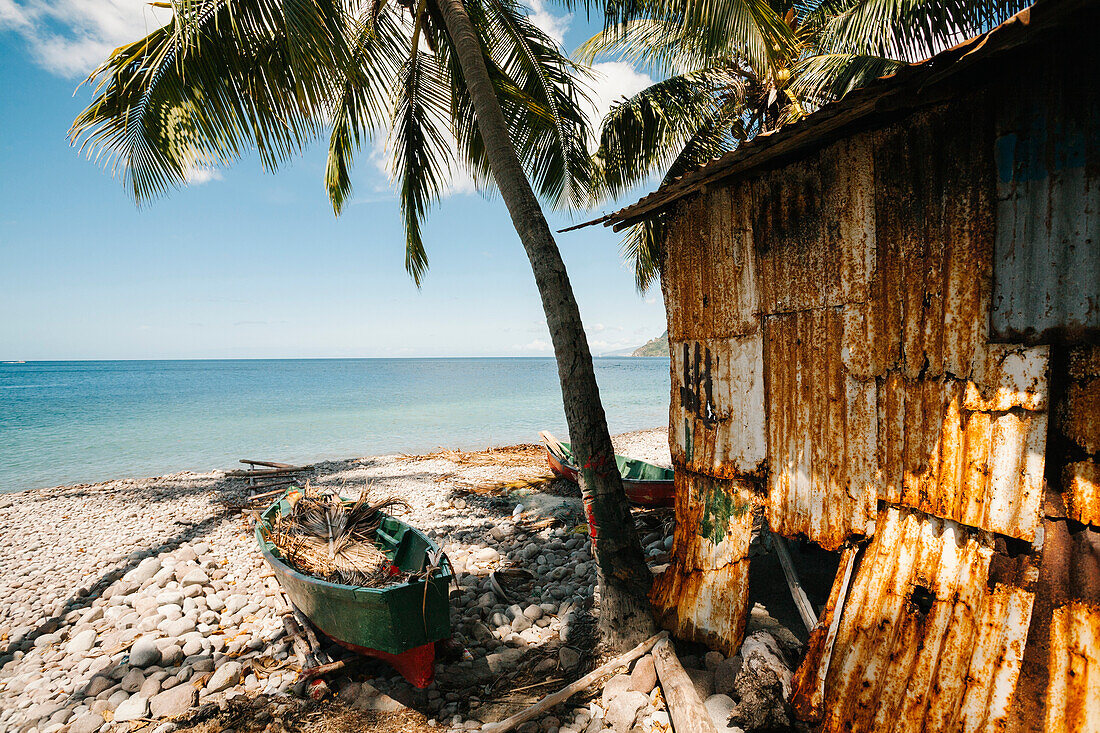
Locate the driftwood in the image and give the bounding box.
[248,485,296,501]
[241,459,302,469]
[481,631,668,733]
[226,467,303,478]
[770,532,818,634]
[652,636,720,733]
[301,658,350,679]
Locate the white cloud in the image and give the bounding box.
[585,62,654,141]
[184,166,222,186]
[1,0,172,77]
[518,338,552,352]
[587,323,606,333]
[525,0,571,46]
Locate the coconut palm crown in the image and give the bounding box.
[578,0,1031,290]
[70,0,593,285]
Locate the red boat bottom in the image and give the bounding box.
[329,637,437,688]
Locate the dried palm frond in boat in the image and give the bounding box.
[269,485,411,588]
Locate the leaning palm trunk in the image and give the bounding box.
[435,0,657,648]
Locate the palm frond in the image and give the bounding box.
[590,67,745,203]
[71,0,349,202]
[326,9,407,213]
[620,216,665,292]
[588,0,798,80]
[787,52,903,107]
[391,51,455,285]
[805,0,1031,59]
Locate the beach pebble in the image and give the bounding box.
[113,694,149,722]
[67,629,97,654]
[605,691,648,733]
[205,661,242,693]
[121,668,145,693]
[704,695,737,731]
[180,569,209,587]
[629,655,656,693]
[151,684,197,719]
[130,638,162,668]
[472,547,499,564]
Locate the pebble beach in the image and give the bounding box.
[0,428,801,733]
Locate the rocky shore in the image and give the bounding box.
[0,429,802,733]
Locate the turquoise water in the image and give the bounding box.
[0,359,671,491]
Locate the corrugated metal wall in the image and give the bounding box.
[654,47,1098,729]
[992,44,1100,344]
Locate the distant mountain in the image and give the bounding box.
[631,331,669,357]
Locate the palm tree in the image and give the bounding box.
[579,0,1029,289]
[71,0,656,647]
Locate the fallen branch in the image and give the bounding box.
[480,631,668,733]
[652,636,719,733]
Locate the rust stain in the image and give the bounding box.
[851,102,994,382]
[751,136,875,314]
[1063,462,1100,527]
[1060,381,1100,456]
[816,506,1036,733]
[1010,519,1100,733]
[650,470,758,655]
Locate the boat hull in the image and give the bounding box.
[256,495,452,687]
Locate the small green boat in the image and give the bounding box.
[540,431,675,507]
[255,492,453,687]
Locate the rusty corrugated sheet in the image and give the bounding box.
[804,506,1036,733]
[649,470,757,656]
[1048,345,1100,527]
[1063,462,1100,527]
[764,308,878,550]
[751,136,875,314]
[863,101,994,381]
[1044,601,1100,731]
[878,371,1048,542]
[1010,520,1100,732]
[1060,346,1100,456]
[669,336,766,478]
[991,42,1100,344]
[661,183,758,342]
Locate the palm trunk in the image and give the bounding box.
[434,0,657,648]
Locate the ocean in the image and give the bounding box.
[0,358,671,492]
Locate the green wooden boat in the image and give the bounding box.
[540,431,675,507]
[255,492,453,687]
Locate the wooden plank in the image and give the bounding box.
[771,532,819,634]
[240,459,302,469]
[652,636,720,733]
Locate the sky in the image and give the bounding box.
[0,0,666,360]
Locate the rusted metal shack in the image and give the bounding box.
[586,1,1099,730]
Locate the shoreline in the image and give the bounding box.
[1,427,673,497]
[0,429,679,733]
